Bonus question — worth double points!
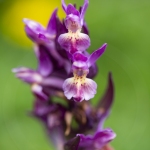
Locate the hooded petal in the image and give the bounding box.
[72,52,88,70]
[73,52,88,62]
[88,43,107,67]
[66,4,80,16]
[65,14,81,32]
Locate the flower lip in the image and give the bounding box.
[63,77,97,102]
[58,32,90,54]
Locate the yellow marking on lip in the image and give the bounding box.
[72,72,87,88]
[67,29,81,42]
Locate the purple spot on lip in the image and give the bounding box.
[74,97,82,102]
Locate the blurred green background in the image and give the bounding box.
[0,0,150,150]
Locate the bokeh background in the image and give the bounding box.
[0,0,150,149]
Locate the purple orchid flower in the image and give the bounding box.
[13,0,117,149]
[63,43,107,102]
[58,0,90,54]
[23,9,58,43]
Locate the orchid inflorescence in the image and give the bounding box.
[13,0,116,150]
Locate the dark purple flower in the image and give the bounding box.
[63,43,107,102]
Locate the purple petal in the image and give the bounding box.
[64,136,80,150]
[12,67,42,84]
[66,4,80,16]
[23,19,45,32]
[82,78,97,101]
[75,33,90,53]
[73,52,88,62]
[38,33,49,42]
[58,33,90,54]
[33,99,54,116]
[82,21,89,35]
[97,73,114,130]
[23,18,45,42]
[63,77,77,100]
[34,45,53,76]
[61,0,67,12]
[31,84,48,101]
[88,43,107,67]
[58,33,77,53]
[42,77,64,89]
[80,0,89,25]
[46,8,58,35]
